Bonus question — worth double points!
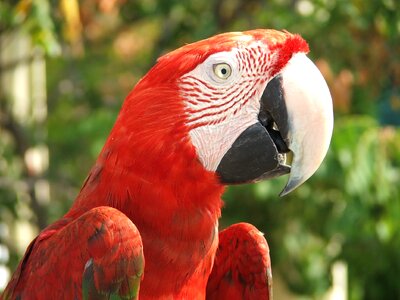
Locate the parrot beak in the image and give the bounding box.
[216,53,333,196]
[265,53,333,196]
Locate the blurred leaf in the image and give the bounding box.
[2,0,400,298]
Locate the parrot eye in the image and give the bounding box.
[213,63,232,80]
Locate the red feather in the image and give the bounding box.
[3,207,144,299]
[2,29,307,299]
[206,223,273,300]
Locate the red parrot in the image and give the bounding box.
[2,29,333,299]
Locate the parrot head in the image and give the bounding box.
[117,29,333,196]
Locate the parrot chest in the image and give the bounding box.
[135,209,219,298]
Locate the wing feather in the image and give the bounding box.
[2,206,144,300]
[206,222,272,300]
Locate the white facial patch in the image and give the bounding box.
[179,44,275,171]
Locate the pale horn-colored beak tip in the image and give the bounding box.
[278,53,334,196]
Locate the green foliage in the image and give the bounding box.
[0,131,22,218]
[223,116,400,298]
[0,0,60,55]
[1,0,400,298]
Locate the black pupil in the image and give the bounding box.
[221,68,227,75]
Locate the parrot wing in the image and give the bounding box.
[2,206,144,300]
[206,223,273,300]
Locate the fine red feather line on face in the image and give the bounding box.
[2,29,312,300]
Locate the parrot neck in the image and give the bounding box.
[72,140,225,217]
[67,85,225,297]
[71,85,225,215]
[69,133,224,297]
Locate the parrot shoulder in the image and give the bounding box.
[206,223,273,300]
[2,206,144,300]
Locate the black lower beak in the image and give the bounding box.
[216,76,291,184]
[216,123,290,184]
[216,54,333,194]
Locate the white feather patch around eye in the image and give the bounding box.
[199,51,241,85]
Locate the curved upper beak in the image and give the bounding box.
[264,53,334,196]
[216,52,333,196]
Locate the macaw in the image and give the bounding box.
[2,29,333,300]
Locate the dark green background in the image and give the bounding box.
[1,0,399,299]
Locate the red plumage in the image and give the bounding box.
[2,29,308,299]
[207,223,273,300]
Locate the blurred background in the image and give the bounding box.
[0,0,399,299]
